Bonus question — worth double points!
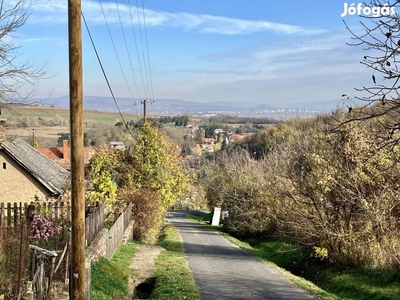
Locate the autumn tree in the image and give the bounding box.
[237,122,301,159]
[269,120,400,268]
[341,0,400,147]
[181,134,193,157]
[86,123,192,242]
[0,0,45,103]
[122,123,191,242]
[195,127,205,144]
[132,123,191,209]
[173,115,189,127]
[201,150,277,239]
[87,149,130,208]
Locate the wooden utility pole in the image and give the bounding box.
[141,100,148,123]
[68,0,85,299]
[32,129,35,148]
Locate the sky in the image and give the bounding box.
[7,0,385,106]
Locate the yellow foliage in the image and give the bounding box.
[132,123,191,209]
[312,247,329,261]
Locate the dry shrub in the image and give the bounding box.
[121,188,165,244]
[223,194,277,239]
[268,122,400,269]
[190,186,208,210]
[204,152,277,239]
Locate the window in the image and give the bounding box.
[2,162,6,169]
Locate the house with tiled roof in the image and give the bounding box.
[0,138,70,203]
[37,140,100,170]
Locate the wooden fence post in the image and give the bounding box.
[0,203,4,227]
[13,202,18,225]
[6,203,11,227]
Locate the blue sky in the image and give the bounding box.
[11,0,376,106]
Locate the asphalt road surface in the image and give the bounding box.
[166,211,314,300]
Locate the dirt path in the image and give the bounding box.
[130,244,164,296]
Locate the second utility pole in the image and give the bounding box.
[68,0,86,299]
[141,100,148,123]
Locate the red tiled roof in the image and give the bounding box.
[37,147,63,159]
[37,142,101,171]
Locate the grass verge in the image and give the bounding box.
[91,240,138,300]
[151,224,200,300]
[187,213,400,300]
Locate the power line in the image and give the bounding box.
[83,1,155,123]
[115,0,141,102]
[82,11,136,139]
[128,0,148,101]
[135,0,152,100]
[98,0,136,101]
[141,0,155,101]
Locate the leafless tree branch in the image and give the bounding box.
[0,0,46,103]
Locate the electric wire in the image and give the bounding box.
[98,0,136,101]
[82,11,136,139]
[85,0,155,122]
[135,0,152,100]
[115,0,141,103]
[128,0,148,101]
[141,0,155,101]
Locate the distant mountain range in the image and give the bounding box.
[30,96,350,114]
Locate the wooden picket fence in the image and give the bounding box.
[85,203,104,248]
[0,201,105,247]
[0,200,133,299]
[0,202,26,227]
[106,202,132,259]
[0,201,70,228]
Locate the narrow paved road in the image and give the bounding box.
[166,211,314,300]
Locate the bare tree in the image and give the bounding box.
[341,0,400,147]
[0,0,45,104]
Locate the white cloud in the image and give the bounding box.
[160,30,365,98]
[188,33,353,77]
[26,0,324,35]
[23,37,53,42]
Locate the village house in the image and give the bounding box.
[37,140,100,170]
[213,128,225,135]
[0,138,70,203]
[109,141,126,151]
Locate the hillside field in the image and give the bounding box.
[2,104,143,146]
[1,103,142,126]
